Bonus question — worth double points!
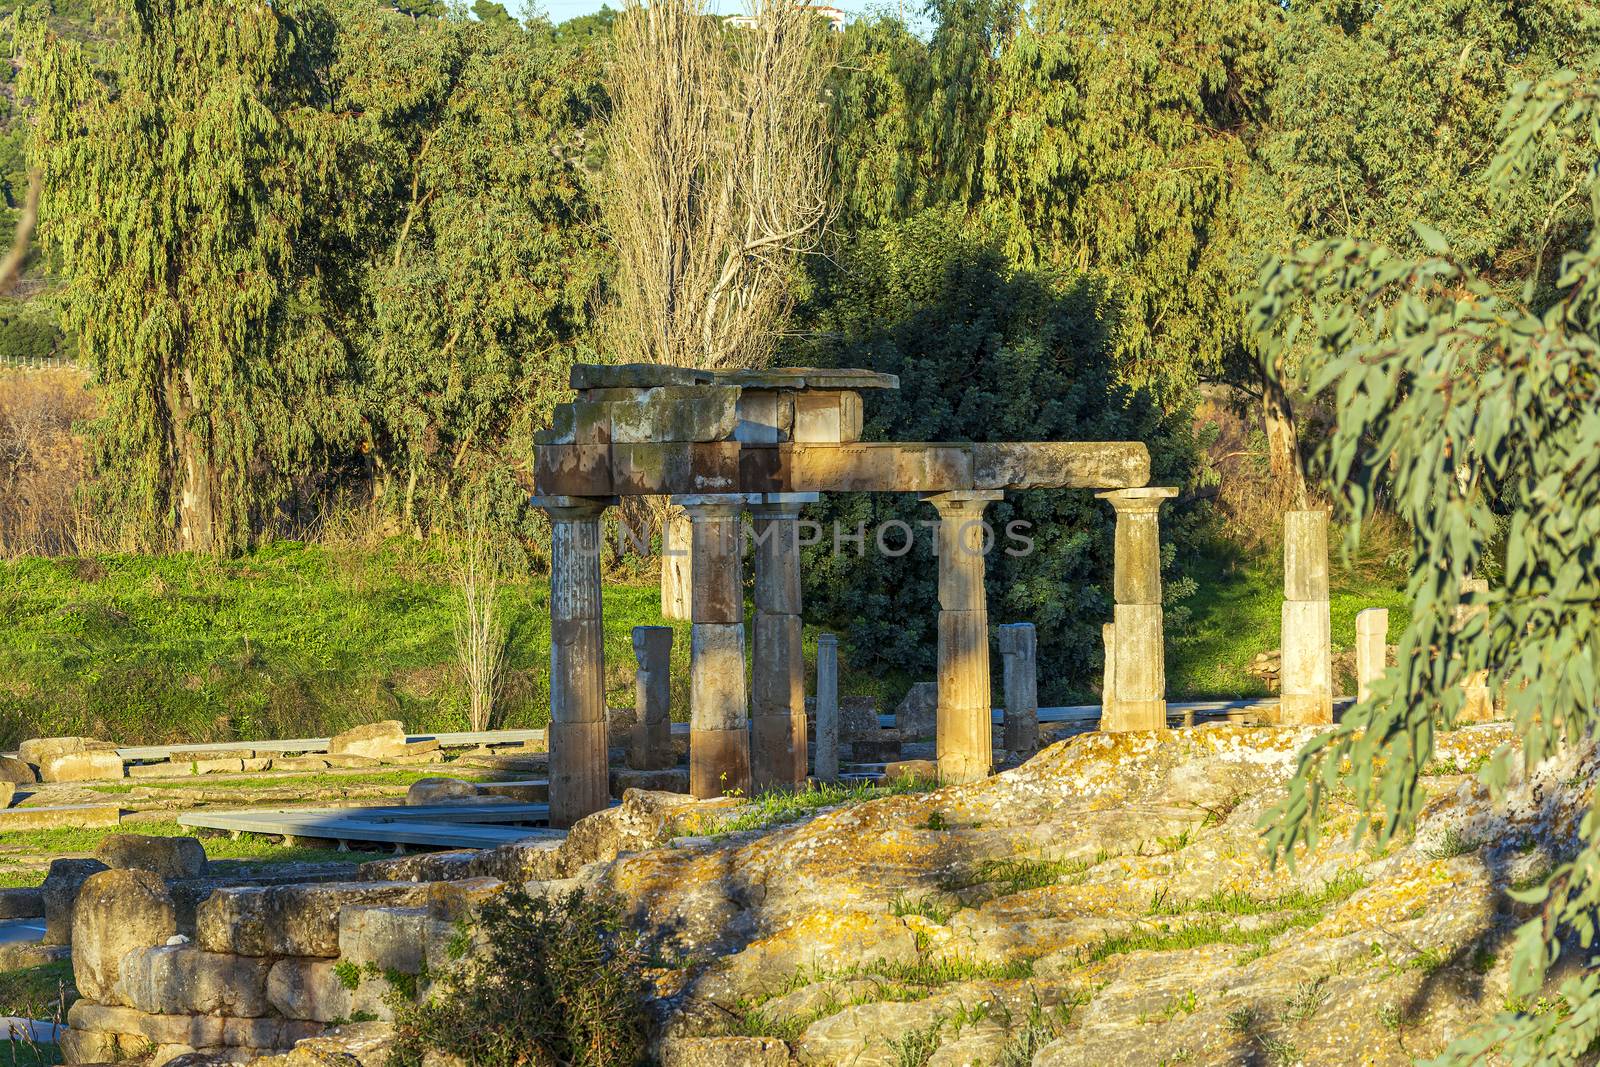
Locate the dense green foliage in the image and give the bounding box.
[1253,59,1600,1062]
[390,888,649,1067]
[793,211,1200,701]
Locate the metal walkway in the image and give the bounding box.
[177,802,562,850]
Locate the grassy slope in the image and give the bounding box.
[0,535,1412,749]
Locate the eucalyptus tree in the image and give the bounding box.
[21,0,363,554]
[1252,60,1600,1063]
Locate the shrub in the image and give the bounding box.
[388,887,649,1067]
[788,209,1202,703]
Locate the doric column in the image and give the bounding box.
[748,493,818,791]
[923,490,1002,784]
[532,495,615,828]
[1355,608,1388,704]
[630,626,675,771]
[815,633,839,781]
[998,623,1039,756]
[680,494,750,798]
[1096,487,1179,731]
[1280,509,1333,725]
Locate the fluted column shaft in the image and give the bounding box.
[534,495,615,828]
[1280,509,1333,725]
[749,494,816,790]
[680,494,751,798]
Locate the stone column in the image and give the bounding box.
[1355,608,1388,703]
[1101,623,1117,715]
[923,490,1002,784]
[1457,578,1493,722]
[660,507,692,621]
[749,493,818,791]
[681,494,750,798]
[815,633,839,781]
[998,623,1038,756]
[630,626,674,771]
[532,495,615,828]
[1280,509,1333,725]
[1096,487,1179,732]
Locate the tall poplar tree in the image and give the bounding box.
[22,0,362,554]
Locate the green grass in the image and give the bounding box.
[0,540,691,747]
[705,776,937,837]
[0,821,386,886]
[942,856,1093,897]
[1168,540,1410,698]
[0,961,74,1021]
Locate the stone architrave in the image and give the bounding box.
[998,623,1039,756]
[922,490,1002,784]
[749,493,818,790]
[630,626,675,771]
[1355,607,1389,703]
[1096,488,1180,731]
[533,495,616,828]
[814,634,840,781]
[1456,578,1494,722]
[680,494,751,798]
[1280,509,1333,725]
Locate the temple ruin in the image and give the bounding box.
[531,364,1178,826]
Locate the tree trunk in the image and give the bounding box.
[167,373,217,555]
[1262,372,1308,510]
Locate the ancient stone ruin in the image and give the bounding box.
[531,363,1177,825]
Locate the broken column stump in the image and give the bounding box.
[630,626,675,772]
[1280,509,1333,726]
[998,623,1039,756]
[1097,487,1179,731]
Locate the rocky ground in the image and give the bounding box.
[525,721,1574,1066]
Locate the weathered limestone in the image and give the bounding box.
[72,868,179,1003]
[1279,509,1333,725]
[196,882,433,958]
[0,753,36,784]
[924,490,1002,783]
[896,681,938,741]
[1457,577,1494,722]
[681,494,751,799]
[631,626,676,772]
[749,494,817,790]
[325,720,409,760]
[405,777,479,805]
[815,634,840,782]
[662,507,693,621]
[42,857,110,944]
[36,745,124,783]
[120,945,273,1017]
[95,834,208,880]
[1097,487,1179,731]
[1101,623,1117,715]
[1,802,122,833]
[534,494,616,828]
[998,623,1039,756]
[1355,607,1390,703]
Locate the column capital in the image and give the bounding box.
[1095,486,1179,514]
[921,489,1003,516]
[532,495,616,522]
[676,493,747,520]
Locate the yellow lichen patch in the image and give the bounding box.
[1314,858,1468,937]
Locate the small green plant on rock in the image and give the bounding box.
[887,1017,943,1067]
[387,887,648,1067]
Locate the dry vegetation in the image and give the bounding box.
[0,366,99,558]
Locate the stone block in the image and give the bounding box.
[338,906,430,974]
[533,442,613,496]
[608,385,740,443]
[748,442,977,494]
[1107,602,1165,728]
[192,758,246,775]
[631,625,675,773]
[96,834,208,880]
[0,802,122,833]
[998,622,1039,755]
[60,1025,125,1064]
[405,738,442,756]
[42,857,110,945]
[405,778,478,805]
[1284,509,1331,601]
[689,727,751,800]
[323,754,382,769]
[422,877,505,923]
[197,882,434,958]
[241,757,272,772]
[973,441,1151,491]
[130,761,187,778]
[18,735,117,765]
[0,887,42,919]
[266,957,391,1024]
[1280,599,1332,726]
[690,623,747,734]
[660,1036,792,1067]
[0,754,36,784]
[895,681,938,740]
[38,748,124,782]
[792,390,863,444]
[882,758,938,783]
[1355,607,1389,703]
[733,389,793,445]
[271,755,329,772]
[120,945,272,1017]
[0,780,11,809]
[72,868,179,1003]
[611,442,741,495]
[750,613,803,715]
[479,780,549,803]
[840,696,880,743]
[328,721,409,760]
